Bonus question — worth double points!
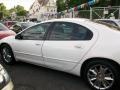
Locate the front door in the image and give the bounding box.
[12,23,50,64]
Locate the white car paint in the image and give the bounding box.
[1,18,120,76]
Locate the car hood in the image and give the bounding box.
[0,30,16,39]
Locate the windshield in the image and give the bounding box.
[21,22,36,29]
[94,20,120,31]
[0,23,9,31]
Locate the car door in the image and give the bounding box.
[42,22,98,71]
[12,23,51,64]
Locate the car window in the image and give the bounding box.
[21,22,36,29]
[0,23,9,31]
[21,23,50,40]
[100,20,118,27]
[95,20,120,31]
[49,22,93,40]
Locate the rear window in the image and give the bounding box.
[0,23,9,31]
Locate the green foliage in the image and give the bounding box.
[56,0,66,12]
[16,5,24,12]
[0,3,7,19]
[9,8,16,13]
[0,3,6,11]
[16,10,27,16]
[57,0,120,12]
[0,3,27,20]
[68,0,81,8]
[10,5,27,16]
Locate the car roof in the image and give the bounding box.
[41,18,90,23]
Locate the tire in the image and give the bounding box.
[83,60,120,90]
[0,44,15,64]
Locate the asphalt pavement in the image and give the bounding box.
[0,57,91,90]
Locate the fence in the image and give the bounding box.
[59,6,120,20]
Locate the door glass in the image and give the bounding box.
[21,23,50,40]
[49,22,93,40]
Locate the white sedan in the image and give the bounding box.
[0,18,120,90]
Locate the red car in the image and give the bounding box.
[0,23,16,39]
[4,21,17,29]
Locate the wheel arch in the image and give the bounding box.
[0,43,11,49]
[80,57,120,77]
[0,43,13,54]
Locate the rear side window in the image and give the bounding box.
[49,22,93,40]
[0,23,9,31]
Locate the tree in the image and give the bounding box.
[56,0,66,12]
[15,5,27,16]
[56,0,120,12]
[16,10,27,16]
[0,3,6,11]
[68,0,81,8]
[9,7,16,13]
[16,5,24,12]
[9,5,27,16]
[0,3,7,20]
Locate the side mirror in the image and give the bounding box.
[15,34,23,40]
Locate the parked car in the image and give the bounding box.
[4,21,17,29]
[10,22,36,33]
[0,23,16,40]
[95,19,120,28]
[1,18,120,90]
[0,64,13,90]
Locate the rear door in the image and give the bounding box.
[42,22,97,71]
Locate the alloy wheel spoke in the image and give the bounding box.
[104,77,114,81]
[90,77,97,81]
[7,55,11,58]
[102,80,109,88]
[100,65,104,74]
[3,49,7,55]
[89,69,97,75]
[94,80,101,88]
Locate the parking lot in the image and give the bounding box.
[0,57,91,90]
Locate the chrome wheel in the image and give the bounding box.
[2,47,12,63]
[87,64,114,90]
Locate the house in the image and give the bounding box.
[29,0,57,21]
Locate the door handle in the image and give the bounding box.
[74,45,81,48]
[35,44,41,46]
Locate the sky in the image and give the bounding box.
[0,0,35,10]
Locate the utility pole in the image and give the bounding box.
[90,7,92,20]
[118,6,120,19]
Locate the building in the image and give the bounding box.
[29,0,57,21]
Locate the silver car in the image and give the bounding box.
[0,64,13,90]
[95,19,120,28]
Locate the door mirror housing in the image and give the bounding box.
[15,34,23,40]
